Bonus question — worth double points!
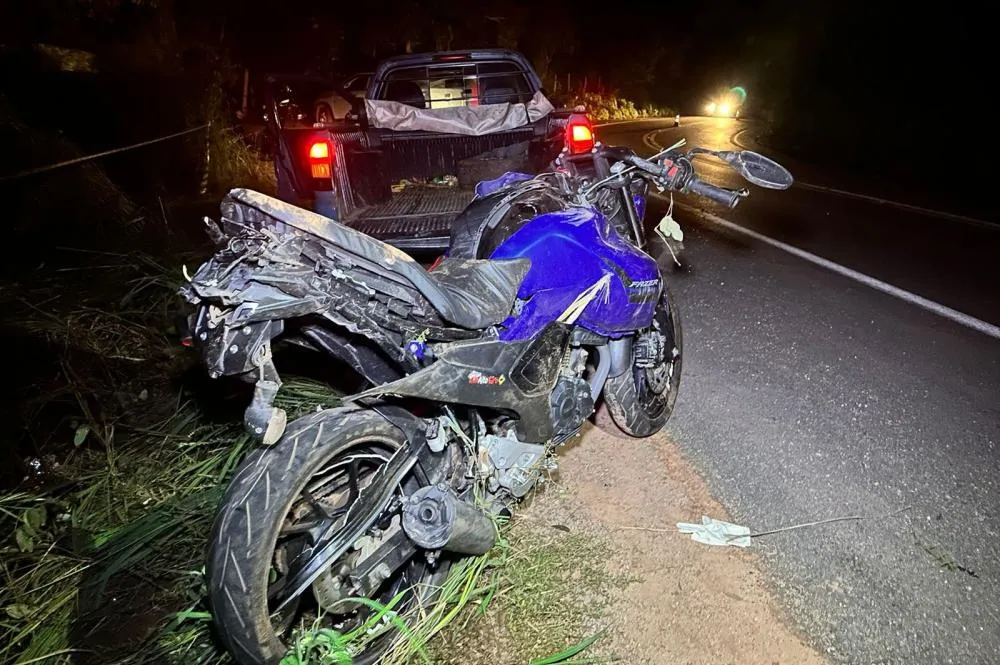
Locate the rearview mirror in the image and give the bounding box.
[721,150,793,190]
[688,148,794,190]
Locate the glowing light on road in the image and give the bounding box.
[705,102,716,114]
[718,102,731,116]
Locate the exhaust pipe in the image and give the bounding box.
[402,484,496,556]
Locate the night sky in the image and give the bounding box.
[2,1,986,108]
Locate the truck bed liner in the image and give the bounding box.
[350,188,474,220]
[345,187,475,251]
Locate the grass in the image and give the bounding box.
[1,245,619,665]
[1,246,311,664]
[424,492,630,665]
[200,76,276,197]
[206,123,276,196]
[0,376,343,665]
[275,501,620,665]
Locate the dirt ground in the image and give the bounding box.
[537,422,827,665]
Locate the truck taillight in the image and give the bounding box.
[308,140,331,178]
[566,119,595,154]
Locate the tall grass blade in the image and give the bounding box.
[528,633,604,665]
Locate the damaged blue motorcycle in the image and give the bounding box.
[179,142,792,664]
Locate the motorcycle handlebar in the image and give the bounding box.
[684,177,745,208]
[620,151,746,209]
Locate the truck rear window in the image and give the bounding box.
[377,61,534,109]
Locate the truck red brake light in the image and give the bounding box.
[308,141,332,178]
[309,141,330,160]
[567,120,595,154]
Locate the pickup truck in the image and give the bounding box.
[266,49,595,252]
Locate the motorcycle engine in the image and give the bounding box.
[550,347,594,437]
[550,377,594,436]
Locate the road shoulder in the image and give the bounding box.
[554,424,827,664]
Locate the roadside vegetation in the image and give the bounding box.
[564,92,676,122]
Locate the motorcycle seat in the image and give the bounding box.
[223,189,529,330]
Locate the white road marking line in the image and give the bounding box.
[663,197,1000,341]
[792,182,997,230]
[728,128,996,230]
[643,130,663,152]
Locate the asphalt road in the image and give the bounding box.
[598,116,1000,664]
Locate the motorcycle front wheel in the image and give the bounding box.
[207,409,449,665]
[597,287,683,438]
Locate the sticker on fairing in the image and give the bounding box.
[467,370,506,386]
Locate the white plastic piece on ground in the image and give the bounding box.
[677,515,751,548]
[365,90,555,136]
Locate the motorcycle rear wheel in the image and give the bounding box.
[597,287,683,438]
[207,409,449,665]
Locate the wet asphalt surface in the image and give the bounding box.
[599,117,1000,664]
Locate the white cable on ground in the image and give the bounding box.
[611,506,914,546]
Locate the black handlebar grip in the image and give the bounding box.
[685,178,743,208]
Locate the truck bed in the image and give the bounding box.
[346,187,476,251]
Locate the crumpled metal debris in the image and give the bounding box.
[677,515,751,548]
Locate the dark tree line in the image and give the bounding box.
[2,0,990,180]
